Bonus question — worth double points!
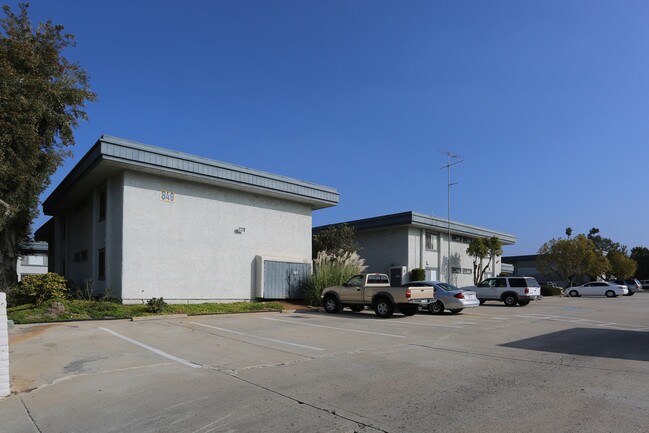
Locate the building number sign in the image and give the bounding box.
[160,190,175,202]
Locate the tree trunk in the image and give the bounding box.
[0,228,19,290]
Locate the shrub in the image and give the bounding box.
[410,268,426,282]
[304,250,367,306]
[146,297,166,313]
[12,273,69,305]
[541,285,563,296]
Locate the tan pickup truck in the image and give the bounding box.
[321,273,435,318]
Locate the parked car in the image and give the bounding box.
[463,276,541,306]
[539,281,561,288]
[611,278,643,296]
[402,281,479,314]
[640,280,649,288]
[564,281,628,297]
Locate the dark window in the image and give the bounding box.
[478,279,495,287]
[98,248,106,280]
[495,278,508,287]
[509,278,527,287]
[451,267,461,274]
[99,190,107,221]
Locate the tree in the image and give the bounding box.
[630,247,649,279]
[587,227,627,255]
[565,227,572,238]
[537,235,610,285]
[466,236,503,285]
[312,224,360,259]
[0,3,96,289]
[605,251,637,279]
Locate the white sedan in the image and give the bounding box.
[564,281,628,297]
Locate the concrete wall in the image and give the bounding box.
[120,171,312,303]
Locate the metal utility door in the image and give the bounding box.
[263,261,310,299]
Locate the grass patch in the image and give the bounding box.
[7,300,284,324]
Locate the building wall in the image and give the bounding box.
[120,171,312,303]
[16,246,48,281]
[355,227,409,274]
[355,227,503,287]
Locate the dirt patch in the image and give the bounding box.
[8,323,59,346]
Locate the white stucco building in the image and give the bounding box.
[36,135,339,303]
[17,242,49,281]
[314,212,516,287]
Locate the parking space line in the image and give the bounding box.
[99,327,201,368]
[190,322,325,351]
[262,317,407,338]
[388,321,463,329]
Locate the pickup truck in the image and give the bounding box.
[321,273,435,318]
[462,276,541,306]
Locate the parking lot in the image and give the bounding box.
[3,294,649,433]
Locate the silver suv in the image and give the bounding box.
[612,278,643,296]
[464,276,542,306]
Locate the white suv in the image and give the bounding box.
[464,276,541,306]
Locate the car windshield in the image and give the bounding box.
[436,283,459,291]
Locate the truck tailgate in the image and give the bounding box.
[407,287,435,300]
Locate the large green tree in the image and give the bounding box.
[0,3,96,289]
[537,234,610,285]
[312,224,360,259]
[587,227,627,255]
[630,247,649,279]
[605,251,637,280]
[466,236,503,285]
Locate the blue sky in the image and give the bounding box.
[9,0,649,255]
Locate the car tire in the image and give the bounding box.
[605,290,616,298]
[400,305,418,316]
[429,300,445,315]
[569,290,579,297]
[323,295,341,313]
[449,309,463,314]
[349,305,364,312]
[479,299,486,305]
[517,300,530,306]
[503,294,518,306]
[374,298,394,318]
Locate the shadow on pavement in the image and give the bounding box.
[500,328,649,362]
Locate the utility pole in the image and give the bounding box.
[439,150,463,284]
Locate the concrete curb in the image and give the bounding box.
[131,314,188,321]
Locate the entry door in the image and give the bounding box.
[426,268,438,281]
[263,261,310,299]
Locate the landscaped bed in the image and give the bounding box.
[7,300,285,324]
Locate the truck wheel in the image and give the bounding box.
[429,301,444,315]
[517,300,530,306]
[503,294,518,306]
[349,305,364,312]
[323,295,341,313]
[400,305,418,316]
[449,309,463,314]
[374,298,394,318]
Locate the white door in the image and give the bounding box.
[426,268,437,281]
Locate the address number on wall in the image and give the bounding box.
[160,190,175,202]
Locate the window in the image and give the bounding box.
[451,235,472,244]
[99,189,107,221]
[509,278,528,287]
[462,268,472,275]
[346,275,364,287]
[367,274,389,284]
[98,248,106,280]
[425,232,438,251]
[451,267,461,274]
[495,278,508,287]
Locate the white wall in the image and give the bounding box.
[121,171,312,303]
[0,292,9,398]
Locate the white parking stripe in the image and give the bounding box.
[99,327,201,368]
[190,322,325,351]
[261,317,407,338]
[389,321,463,329]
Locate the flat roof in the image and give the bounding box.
[314,211,516,245]
[42,135,339,214]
